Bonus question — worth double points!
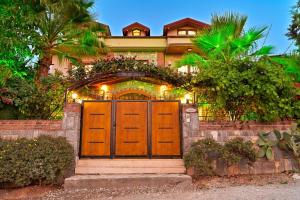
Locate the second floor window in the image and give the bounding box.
[177,29,197,36]
[132,29,141,36]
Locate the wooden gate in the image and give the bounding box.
[80,100,181,157]
[151,101,181,156]
[115,101,148,156]
[81,101,112,156]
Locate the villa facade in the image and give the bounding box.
[51,18,209,74]
[52,18,211,159]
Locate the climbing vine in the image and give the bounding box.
[68,56,192,88]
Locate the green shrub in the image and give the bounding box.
[224,138,257,163]
[183,138,224,176]
[184,138,257,176]
[0,136,74,187]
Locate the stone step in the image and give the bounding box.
[75,166,186,174]
[77,159,185,168]
[64,174,192,190]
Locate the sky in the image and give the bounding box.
[93,0,298,54]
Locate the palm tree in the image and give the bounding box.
[179,13,273,67]
[31,0,105,80]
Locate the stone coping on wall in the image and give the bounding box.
[199,121,294,131]
[0,120,63,130]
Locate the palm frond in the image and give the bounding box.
[175,53,208,68]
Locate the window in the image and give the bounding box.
[187,30,196,36]
[132,29,141,36]
[177,29,197,36]
[178,65,198,74]
[178,30,187,36]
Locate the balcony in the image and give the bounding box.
[104,37,167,51]
[166,37,199,54]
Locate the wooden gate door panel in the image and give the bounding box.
[151,102,180,156]
[81,102,111,156]
[116,101,148,156]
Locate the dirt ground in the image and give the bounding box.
[0,174,298,200]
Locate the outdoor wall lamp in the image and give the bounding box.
[184,93,191,104]
[71,93,78,103]
[99,85,108,100]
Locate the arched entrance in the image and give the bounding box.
[67,73,185,158]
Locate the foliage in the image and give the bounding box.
[1,0,106,80]
[0,73,67,119]
[183,139,224,176]
[194,58,300,121]
[178,13,300,122]
[287,0,300,51]
[271,54,300,82]
[0,0,37,80]
[180,12,273,67]
[30,0,106,79]
[257,129,300,161]
[0,136,74,187]
[68,56,191,88]
[256,132,277,160]
[183,138,257,176]
[274,129,300,158]
[224,138,257,163]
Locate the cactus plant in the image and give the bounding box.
[274,129,300,158]
[256,132,277,160]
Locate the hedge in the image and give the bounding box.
[0,136,74,187]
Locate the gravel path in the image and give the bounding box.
[40,181,300,200]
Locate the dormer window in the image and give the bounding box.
[187,30,196,36]
[132,29,141,36]
[177,29,197,36]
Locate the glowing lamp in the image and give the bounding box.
[100,85,108,92]
[182,93,191,104]
[71,93,78,100]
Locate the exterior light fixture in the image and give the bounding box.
[71,93,78,102]
[184,93,191,104]
[160,85,167,93]
[99,85,108,100]
[100,85,108,92]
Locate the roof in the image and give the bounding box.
[122,22,150,36]
[99,23,111,36]
[163,18,210,36]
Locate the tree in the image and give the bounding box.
[287,0,300,50]
[194,59,299,121]
[0,0,37,80]
[178,13,300,121]
[30,0,105,80]
[183,12,273,66]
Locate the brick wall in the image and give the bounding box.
[0,120,64,140]
[0,103,81,160]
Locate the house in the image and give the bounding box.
[51,18,209,74]
[54,18,210,160]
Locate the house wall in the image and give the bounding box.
[165,54,182,67]
[126,30,147,36]
[50,56,71,75]
[167,26,196,36]
[113,51,158,65]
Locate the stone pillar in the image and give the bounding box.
[182,104,200,153]
[63,103,81,161]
